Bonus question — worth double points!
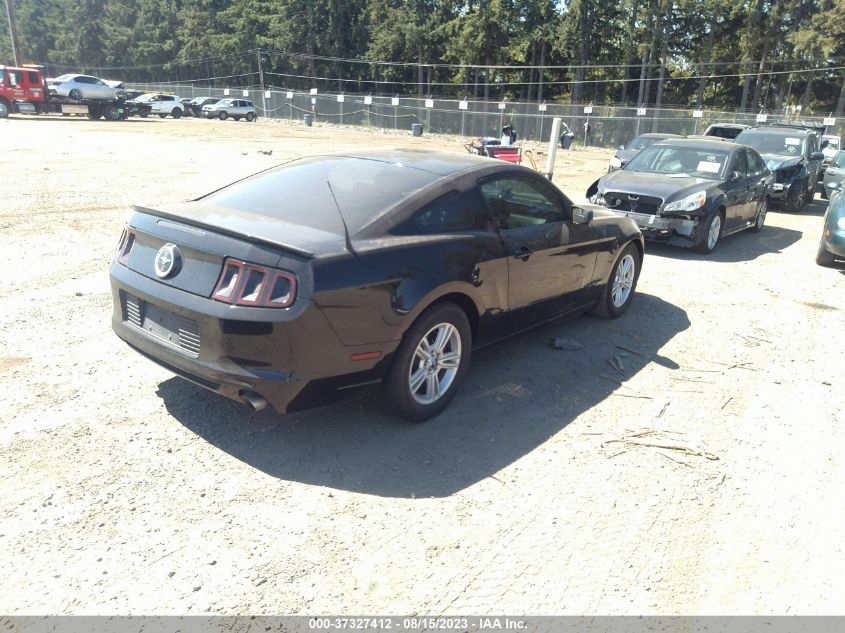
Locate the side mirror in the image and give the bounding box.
[573,206,593,224]
[731,171,742,181]
[811,151,825,161]
[618,145,625,151]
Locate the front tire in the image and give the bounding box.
[785,180,806,212]
[246,112,255,122]
[816,241,837,267]
[171,108,182,119]
[383,302,471,422]
[219,111,228,121]
[696,211,723,254]
[591,243,641,318]
[750,197,767,233]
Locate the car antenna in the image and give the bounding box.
[326,181,356,256]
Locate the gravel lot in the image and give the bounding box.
[1,115,843,615]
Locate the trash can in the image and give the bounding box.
[303,113,313,127]
[560,132,575,149]
[411,123,423,136]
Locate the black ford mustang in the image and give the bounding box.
[110,149,643,421]
[586,139,773,254]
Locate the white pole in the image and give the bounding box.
[545,117,562,180]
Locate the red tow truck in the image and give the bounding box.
[0,64,128,120]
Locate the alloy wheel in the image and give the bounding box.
[707,214,722,250]
[756,199,767,230]
[408,323,462,405]
[611,254,636,308]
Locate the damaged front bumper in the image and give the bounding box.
[609,210,702,248]
[768,182,788,201]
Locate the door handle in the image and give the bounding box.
[512,247,532,261]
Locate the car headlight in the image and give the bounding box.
[838,218,845,231]
[609,156,622,169]
[663,191,707,212]
[589,192,606,205]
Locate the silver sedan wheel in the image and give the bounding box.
[756,199,767,230]
[707,214,722,250]
[611,254,636,308]
[408,322,462,405]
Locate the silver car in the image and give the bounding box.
[47,74,122,101]
[201,98,257,121]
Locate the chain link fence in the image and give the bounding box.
[128,82,844,149]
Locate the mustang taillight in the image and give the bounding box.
[212,259,297,308]
[116,228,136,265]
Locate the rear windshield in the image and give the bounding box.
[706,126,744,139]
[202,156,438,234]
[626,136,664,151]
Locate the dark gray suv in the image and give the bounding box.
[733,124,825,212]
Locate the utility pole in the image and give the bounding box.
[256,49,267,116]
[4,0,20,66]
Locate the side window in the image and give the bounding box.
[405,190,478,234]
[479,176,567,229]
[732,151,749,178]
[8,70,23,86]
[75,76,91,84]
[27,71,39,84]
[750,152,765,176]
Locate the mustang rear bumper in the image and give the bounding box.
[109,262,395,414]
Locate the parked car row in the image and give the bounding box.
[124,93,258,121]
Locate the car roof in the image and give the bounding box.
[651,138,738,151]
[706,123,749,129]
[330,148,498,177]
[637,132,682,139]
[742,125,815,136]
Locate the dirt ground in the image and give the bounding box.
[1,115,843,616]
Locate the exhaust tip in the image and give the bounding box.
[240,391,268,412]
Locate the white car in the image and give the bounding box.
[147,94,185,119]
[47,74,122,101]
[822,135,841,174]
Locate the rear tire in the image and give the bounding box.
[219,111,228,121]
[87,105,103,120]
[69,88,82,100]
[0,100,8,118]
[383,302,472,422]
[591,243,641,318]
[103,106,121,121]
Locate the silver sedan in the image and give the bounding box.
[48,74,122,101]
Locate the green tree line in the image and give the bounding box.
[3,0,845,113]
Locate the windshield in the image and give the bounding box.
[823,137,840,150]
[735,131,805,157]
[623,145,730,178]
[626,136,663,151]
[216,99,232,106]
[832,151,845,168]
